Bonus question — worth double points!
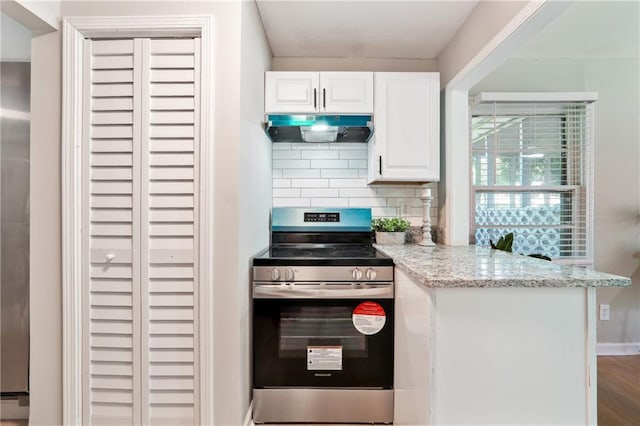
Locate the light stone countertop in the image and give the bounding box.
[374,244,632,288]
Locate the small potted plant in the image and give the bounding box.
[371,217,411,245]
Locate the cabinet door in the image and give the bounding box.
[320,72,373,113]
[265,71,319,113]
[369,73,440,183]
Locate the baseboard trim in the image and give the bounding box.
[597,342,640,356]
[243,399,254,426]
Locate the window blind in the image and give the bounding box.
[470,98,593,263]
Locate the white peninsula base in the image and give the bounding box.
[394,268,597,425]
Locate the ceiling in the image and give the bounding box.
[256,0,639,61]
[255,0,479,59]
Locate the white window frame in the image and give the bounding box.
[469,92,597,265]
[62,16,215,425]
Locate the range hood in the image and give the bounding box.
[264,114,373,143]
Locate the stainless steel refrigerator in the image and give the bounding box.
[0,61,30,397]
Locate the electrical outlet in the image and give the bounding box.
[599,304,610,321]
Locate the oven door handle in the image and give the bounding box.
[253,284,394,299]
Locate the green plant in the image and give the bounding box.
[371,217,411,232]
[490,232,513,252]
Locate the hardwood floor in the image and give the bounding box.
[598,355,640,426]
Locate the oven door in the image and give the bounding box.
[253,290,393,389]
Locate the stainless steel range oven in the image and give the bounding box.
[252,208,394,424]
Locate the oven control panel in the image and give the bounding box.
[304,212,340,222]
[254,266,393,283]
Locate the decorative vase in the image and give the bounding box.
[375,231,406,245]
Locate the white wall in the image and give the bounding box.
[30,1,271,424]
[0,0,60,33]
[471,57,640,346]
[30,29,62,425]
[272,57,437,72]
[236,0,272,422]
[1,13,32,61]
[272,143,438,224]
[436,0,529,87]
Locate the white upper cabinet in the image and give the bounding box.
[265,71,373,113]
[368,72,440,183]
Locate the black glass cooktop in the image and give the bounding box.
[253,244,393,267]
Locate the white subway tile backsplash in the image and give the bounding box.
[291,143,326,150]
[272,143,292,150]
[376,187,416,197]
[282,169,321,178]
[328,143,366,150]
[386,197,422,207]
[311,198,349,207]
[301,188,340,197]
[310,159,349,169]
[349,198,387,207]
[273,159,310,169]
[320,169,359,178]
[273,197,310,207]
[273,150,301,160]
[273,188,301,197]
[291,178,329,188]
[273,179,291,188]
[329,178,368,188]
[339,150,368,159]
[372,207,399,217]
[339,187,377,197]
[348,159,366,169]
[301,150,340,160]
[272,145,439,223]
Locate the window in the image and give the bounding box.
[470,93,595,264]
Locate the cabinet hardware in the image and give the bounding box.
[313,88,317,109]
[323,88,326,109]
[379,156,382,176]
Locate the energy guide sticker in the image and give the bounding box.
[307,346,342,371]
[352,301,386,335]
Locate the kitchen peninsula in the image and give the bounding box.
[376,244,631,426]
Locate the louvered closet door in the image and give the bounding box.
[83,37,200,426]
[141,38,200,426]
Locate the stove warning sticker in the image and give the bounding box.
[307,346,342,371]
[353,301,386,335]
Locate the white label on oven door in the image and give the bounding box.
[307,346,342,371]
[353,301,386,335]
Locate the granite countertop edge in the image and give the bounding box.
[374,244,632,289]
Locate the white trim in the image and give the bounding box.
[62,15,215,426]
[447,1,571,91]
[243,400,255,426]
[471,92,599,105]
[442,1,570,246]
[586,287,597,426]
[442,89,470,245]
[597,342,640,356]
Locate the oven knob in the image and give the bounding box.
[285,268,295,281]
[271,268,281,281]
[365,268,377,280]
[352,268,363,280]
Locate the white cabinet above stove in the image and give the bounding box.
[265,71,374,114]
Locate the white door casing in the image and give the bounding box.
[62,16,214,426]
